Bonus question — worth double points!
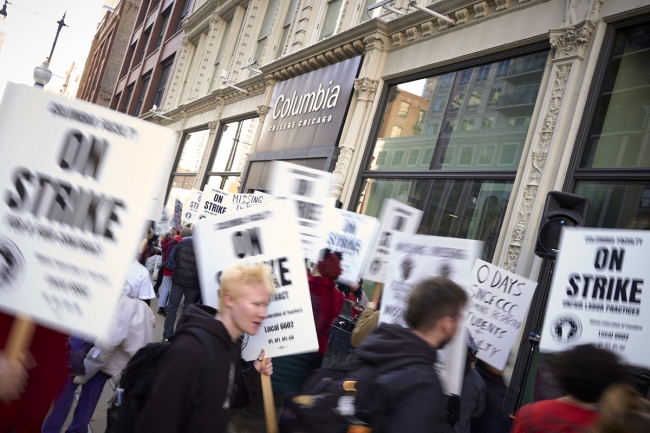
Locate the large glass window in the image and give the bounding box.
[210,19,233,91]
[275,0,299,59]
[358,50,549,261]
[319,0,343,40]
[204,118,259,192]
[572,21,650,230]
[253,0,280,65]
[166,129,211,211]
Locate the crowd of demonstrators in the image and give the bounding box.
[42,244,156,433]
[350,300,379,348]
[455,337,487,433]
[135,262,274,433]
[595,383,650,433]
[470,360,512,433]
[163,226,201,341]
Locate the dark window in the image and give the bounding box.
[174,0,192,33]
[134,74,151,116]
[136,27,152,64]
[112,92,121,111]
[136,0,151,27]
[121,42,137,77]
[121,84,135,114]
[153,57,174,107]
[154,8,171,49]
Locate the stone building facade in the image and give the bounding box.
[77,0,143,107]
[148,0,650,408]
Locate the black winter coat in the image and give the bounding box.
[355,323,451,433]
[135,305,260,433]
[171,236,200,290]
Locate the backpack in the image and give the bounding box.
[162,240,179,271]
[279,359,391,433]
[105,327,216,433]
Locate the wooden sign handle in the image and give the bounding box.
[261,358,278,433]
[371,282,383,303]
[4,314,36,361]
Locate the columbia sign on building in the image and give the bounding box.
[258,56,361,151]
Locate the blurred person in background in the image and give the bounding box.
[512,344,629,433]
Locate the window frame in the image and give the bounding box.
[133,73,151,116]
[165,125,210,202]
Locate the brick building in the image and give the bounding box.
[77,0,142,107]
[110,0,192,116]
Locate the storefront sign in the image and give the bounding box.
[363,199,422,283]
[466,260,537,370]
[172,199,183,231]
[316,207,379,284]
[380,233,482,395]
[257,56,361,152]
[0,83,175,337]
[540,227,650,368]
[193,200,318,361]
[197,186,230,219]
[268,161,332,258]
[183,188,203,224]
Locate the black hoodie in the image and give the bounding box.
[355,323,452,433]
[135,304,260,433]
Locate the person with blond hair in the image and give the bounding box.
[135,262,275,433]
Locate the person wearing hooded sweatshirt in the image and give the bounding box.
[353,276,467,433]
[42,244,156,433]
[135,262,274,433]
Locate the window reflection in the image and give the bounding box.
[369,51,549,172]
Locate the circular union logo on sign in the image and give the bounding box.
[368,258,381,275]
[550,313,582,344]
[0,236,25,295]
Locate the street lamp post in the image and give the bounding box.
[0,1,68,88]
[34,12,67,88]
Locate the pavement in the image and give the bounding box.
[61,295,168,433]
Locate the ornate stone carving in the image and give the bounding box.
[495,0,510,12]
[518,0,531,3]
[354,78,379,102]
[181,37,190,47]
[502,65,571,272]
[363,33,390,52]
[331,146,355,199]
[391,32,404,47]
[454,8,470,25]
[405,27,419,42]
[208,121,218,132]
[421,21,436,37]
[257,105,269,116]
[209,12,220,26]
[474,2,489,18]
[549,21,595,60]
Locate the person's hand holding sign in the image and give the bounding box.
[0,351,30,403]
[254,349,273,376]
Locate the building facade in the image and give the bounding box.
[111,0,193,116]
[151,0,650,409]
[77,0,143,107]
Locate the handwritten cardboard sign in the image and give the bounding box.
[466,260,537,370]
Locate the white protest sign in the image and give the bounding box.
[363,199,423,283]
[539,227,650,368]
[183,188,203,224]
[197,186,230,219]
[231,193,268,211]
[193,200,318,360]
[172,199,183,231]
[268,161,332,258]
[466,260,537,370]
[316,207,379,284]
[380,233,482,395]
[0,83,175,338]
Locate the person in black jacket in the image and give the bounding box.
[135,262,275,433]
[354,276,467,433]
[163,226,200,340]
